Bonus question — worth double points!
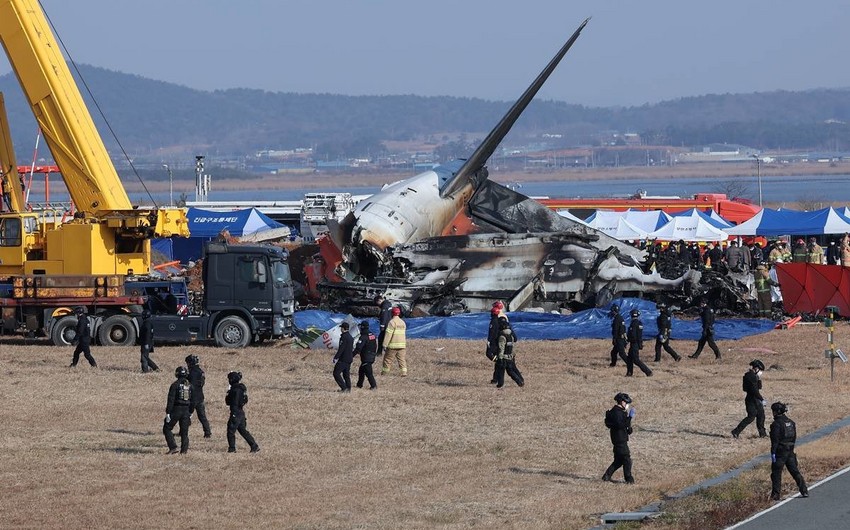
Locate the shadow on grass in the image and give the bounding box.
[508,467,594,481]
[680,429,729,439]
[106,429,156,436]
[100,446,158,455]
[428,380,470,388]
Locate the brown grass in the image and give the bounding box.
[1,323,850,529]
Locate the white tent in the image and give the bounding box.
[586,216,648,240]
[648,210,729,242]
[555,209,590,225]
[585,209,671,236]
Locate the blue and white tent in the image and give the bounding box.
[725,207,850,236]
[671,208,733,229]
[585,209,672,235]
[172,207,286,262]
[648,209,729,242]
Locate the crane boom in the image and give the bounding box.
[0,92,25,213]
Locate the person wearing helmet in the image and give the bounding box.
[332,322,355,392]
[354,321,379,390]
[769,402,808,500]
[688,299,721,360]
[807,237,824,265]
[626,309,652,377]
[163,366,194,454]
[608,304,628,368]
[754,263,779,318]
[602,393,636,484]
[654,303,681,362]
[381,306,408,376]
[486,302,508,383]
[375,294,393,354]
[185,354,212,438]
[493,316,523,388]
[792,238,808,263]
[226,371,259,453]
[69,306,97,368]
[138,309,159,373]
[731,360,768,439]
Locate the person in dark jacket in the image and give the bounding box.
[69,306,97,367]
[602,392,636,484]
[609,304,629,367]
[688,299,722,360]
[375,295,393,353]
[333,322,355,392]
[654,303,681,362]
[626,309,652,377]
[139,309,159,373]
[487,302,506,383]
[163,366,194,454]
[226,371,259,453]
[492,316,523,388]
[731,359,768,439]
[185,355,212,438]
[826,239,840,265]
[769,402,808,500]
[354,320,378,390]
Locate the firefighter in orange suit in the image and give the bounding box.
[381,307,408,376]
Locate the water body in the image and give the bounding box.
[27,174,850,206]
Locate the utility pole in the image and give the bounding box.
[162,164,173,206]
[750,154,762,207]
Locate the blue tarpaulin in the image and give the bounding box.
[294,298,776,342]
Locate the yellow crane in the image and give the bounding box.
[0,0,188,277]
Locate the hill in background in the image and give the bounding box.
[2,65,850,165]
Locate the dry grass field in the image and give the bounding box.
[2,322,850,529]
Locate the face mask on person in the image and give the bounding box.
[623,403,630,411]
[756,369,763,379]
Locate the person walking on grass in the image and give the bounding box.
[163,366,193,454]
[69,306,97,368]
[226,371,259,453]
[688,299,721,360]
[139,309,159,373]
[381,307,408,376]
[769,401,807,500]
[492,316,523,388]
[654,302,681,362]
[608,304,628,368]
[332,321,354,392]
[354,320,378,390]
[602,392,636,484]
[731,359,767,439]
[186,355,212,438]
[626,309,652,377]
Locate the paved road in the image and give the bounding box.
[730,466,850,529]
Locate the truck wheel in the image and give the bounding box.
[98,314,138,346]
[214,316,251,348]
[50,316,78,346]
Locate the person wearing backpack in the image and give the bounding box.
[354,320,379,390]
[602,392,636,484]
[493,316,523,388]
[226,371,259,453]
[186,355,212,438]
[163,366,194,454]
[769,402,808,500]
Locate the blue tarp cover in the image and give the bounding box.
[294,298,776,342]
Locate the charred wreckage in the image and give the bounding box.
[301,19,756,317]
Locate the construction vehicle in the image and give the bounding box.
[0,0,294,346]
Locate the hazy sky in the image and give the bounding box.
[2,0,849,107]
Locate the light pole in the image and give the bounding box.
[750,154,762,207]
[162,164,173,206]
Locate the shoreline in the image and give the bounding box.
[124,161,850,194]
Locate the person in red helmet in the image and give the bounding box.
[486,301,507,383]
[792,239,808,263]
[381,306,408,376]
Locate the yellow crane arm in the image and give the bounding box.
[0,92,26,213]
[0,0,131,214]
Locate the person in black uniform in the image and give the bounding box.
[375,295,393,353]
[487,302,505,383]
[163,366,194,454]
[139,309,159,373]
[608,304,628,367]
[654,303,681,362]
[826,239,840,265]
[69,306,97,368]
[731,359,768,439]
[333,322,355,392]
[626,309,652,377]
[493,316,524,388]
[226,371,259,453]
[185,355,212,438]
[602,392,636,484]
[689,299,722,360]
[354,320,378,390]
[769,402,808,500]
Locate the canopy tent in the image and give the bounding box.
[585,209,672,235]
[725,207,850,236]
[581,211,647,240]
[648,209,729,242]
[172,207,287,262]
[671,208,734,229]
[775,263,850,317]
[555,209,589,225]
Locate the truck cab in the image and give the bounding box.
[150,241,294,347]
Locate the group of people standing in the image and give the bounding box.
[603,359,808,501]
